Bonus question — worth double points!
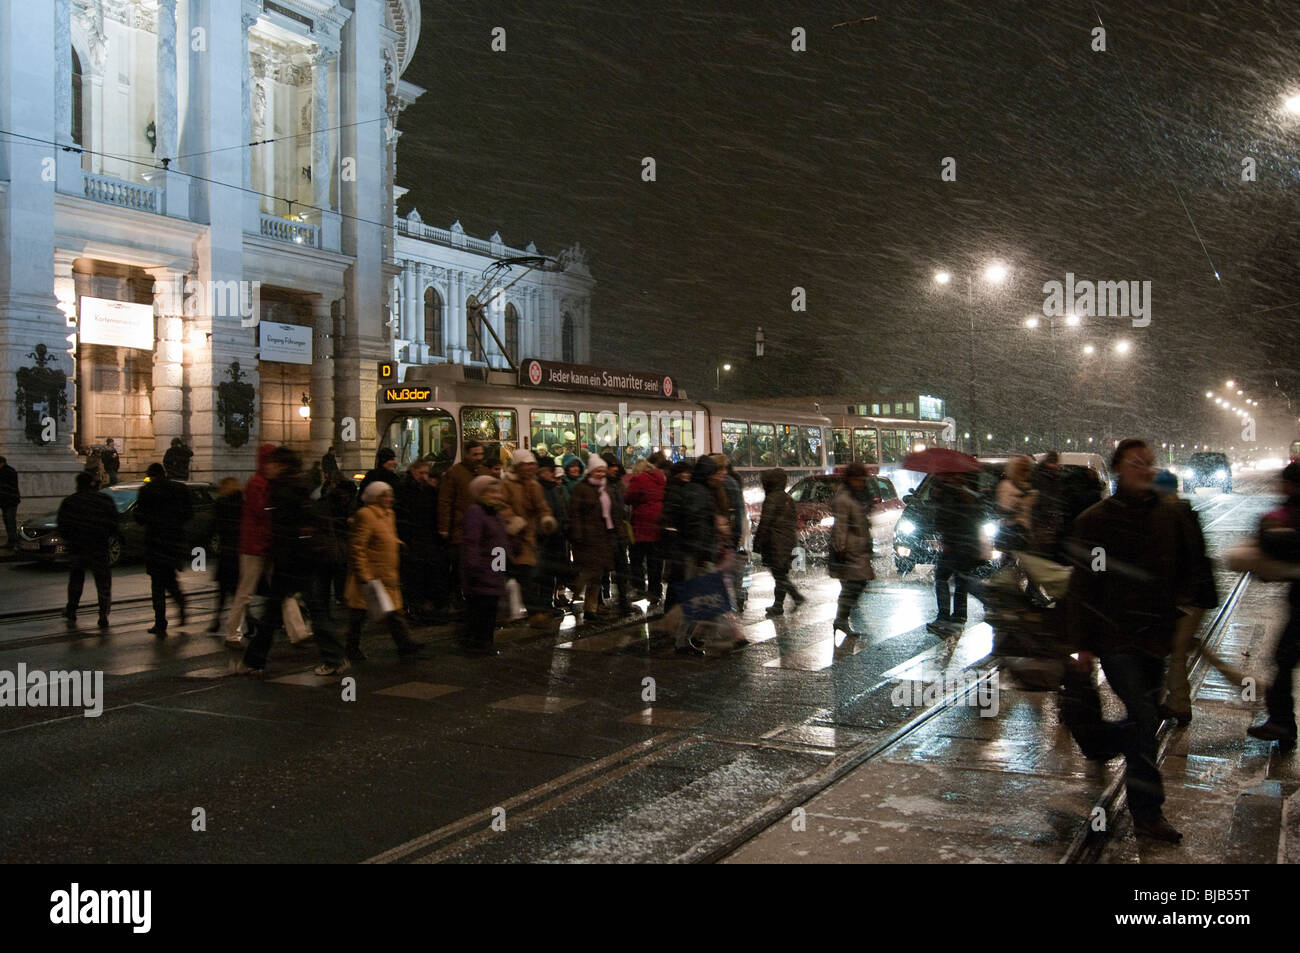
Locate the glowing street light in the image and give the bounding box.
[1285,95,1300,114]
[933,271,951,285]
[1114,340,1131,354]
[1024,316,1040,328]
[1083,344,1096,355]
[985,263,1009,283]
[1065,313,1081,326]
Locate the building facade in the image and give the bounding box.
[0,0,595,512]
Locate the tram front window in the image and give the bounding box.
[384,412,456,469]
[462,406,519,467]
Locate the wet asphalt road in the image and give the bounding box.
[0,475,1280,863]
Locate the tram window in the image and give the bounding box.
[831,429,850,466]
[801,427,823,467]
[853,427,879,464]
[384,412,456,469]
[530,410,577,459]
[721,420,749,466]
[462,406,518,467]
[880,429,905,464]
[577,410,618,457]
[907,430,928,452]
[776,425,800,468]
[750,423,776,467]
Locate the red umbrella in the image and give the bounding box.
[902,448,982,474]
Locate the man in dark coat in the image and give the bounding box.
[0,455,20,548]
[102,438,121,486]
[321,446,339,479]
[135,463,193,636]
[535,455,572,607]
[1247,463,1300,747]
[929,471,982,634]
[1064,438,1199,843]
[395,457,442,621]
[756,468,803,616]
[163,438,192,480]
[57,471,117,628]
[359,447,400,496]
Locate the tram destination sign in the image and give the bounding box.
[519,359,677,399]
[384,385,432,403]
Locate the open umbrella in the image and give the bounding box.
[902,447,982,474]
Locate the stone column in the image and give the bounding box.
[147,267,187,459]
[241,10,259,232]
[311,45,331,210]
[155,0,178,160]
[310,296,335,457]
[54,0,72,144]
[448,271,464,360]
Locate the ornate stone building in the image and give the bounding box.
[0,0,597,512]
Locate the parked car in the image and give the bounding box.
[748,469,904,559]
[1181,451,1232,493]
[16,481,217,568]
[892,460,1006,576]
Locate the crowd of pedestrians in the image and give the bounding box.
[25,434,1300,846]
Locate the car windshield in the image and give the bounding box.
[1189,453,1227,469]
[101,487,138,513]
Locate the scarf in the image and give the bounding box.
[588,476,613,528]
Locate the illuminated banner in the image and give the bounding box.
[519,358,676,399]
[79,297,154,350]
[384,386,433,403]
[259,323,312,365]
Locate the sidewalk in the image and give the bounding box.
[724,575,1298,864]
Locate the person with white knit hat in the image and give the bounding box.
[567,456,620,620]
[341,479,427,660]
[501,449,561,628]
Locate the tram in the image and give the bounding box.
[374,360,953,497]
[1291,439,1300,465]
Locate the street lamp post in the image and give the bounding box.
[936,263,1008,457]
[715,361,731,392]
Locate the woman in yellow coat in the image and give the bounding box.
[343,481,425,660]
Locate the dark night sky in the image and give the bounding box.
[396,0,1300,449]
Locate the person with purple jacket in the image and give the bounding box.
[458,475,517,656]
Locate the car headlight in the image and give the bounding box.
[896,518,916,535]
[1182,468,1194,479]
[1215,468,1227,479]
[819,515,835,528]
[981,520,998,541]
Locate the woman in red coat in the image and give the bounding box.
[624,456,667,606]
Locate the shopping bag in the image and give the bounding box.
[365,578,394,621]
[505,578,525,618]
[673,571,733,622]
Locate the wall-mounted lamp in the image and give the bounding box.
[298,393,311,419]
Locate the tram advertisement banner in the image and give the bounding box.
[519,358,676,399]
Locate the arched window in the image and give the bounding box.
[424,287,443,356]
[504,303,519,365]
[466,295,485,362]
[71,50,83,147]
[562,312,575,363]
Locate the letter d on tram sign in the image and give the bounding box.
[378,361,397,381]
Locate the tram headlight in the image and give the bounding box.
[896,518,916,536]
[981,520,998,541]
[819,515,835,528]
